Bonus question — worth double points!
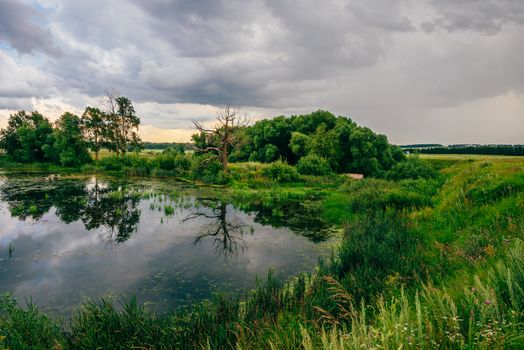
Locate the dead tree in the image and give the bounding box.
[192,104,249,171]
[182,201,249,258]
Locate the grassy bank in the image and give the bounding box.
[1,158,523,349]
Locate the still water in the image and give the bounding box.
[0,172,334,317]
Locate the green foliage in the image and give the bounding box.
[98,154,152,176]
[1,157,523,349]
[289,131,308,158]
[152,152,191,175]
[261,160,300,183]
[321,210,423,302]
[105,96,142,155]
[325,178,435,220]
[0,293,64,349]
[232,110,404,176]
[53,112,92,167]
[190,155,230,184]
[81,106,107,161]
[386,157,438,180]
[162,143,186,155]
[69,297,172,349]
[296,154,333,175]
[465,170,524,204]
[420,144,524,156]
[0,111,55,163]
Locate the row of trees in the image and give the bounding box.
[1,98,404,178]
[417,145,524,156]
[0,92,142,166]
[192,109,405,176]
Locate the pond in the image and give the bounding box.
[0,172,335,317]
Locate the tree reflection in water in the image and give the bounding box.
[82,178,141,244]
[0,174,332,249]
[182,200,250,258]
[0,175,141,245]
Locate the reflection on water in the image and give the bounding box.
[0,173,335,317]
[184,200,251,258]
[82,179,141,244]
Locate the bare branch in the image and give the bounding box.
[195,147,221,153]
[192,121,216,134]
[191,104,250,171]
[101,88,119,115]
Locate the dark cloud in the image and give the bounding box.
[423,0,524,34]
[0,0,60,55]
[0,0,523,143]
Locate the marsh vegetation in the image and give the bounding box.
[1,106,523,349]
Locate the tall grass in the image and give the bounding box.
[0,293,64,349]
[0,159,523,349]
[300,241,524,349]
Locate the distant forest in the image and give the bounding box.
[143,142,195,151]
[411,145,524,156]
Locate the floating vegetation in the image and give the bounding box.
[163,205,174,216]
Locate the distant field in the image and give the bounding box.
[92,149,166,159]
[417,153,524,160]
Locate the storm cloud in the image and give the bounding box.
[0,0,59,55]
[0,0,523,143]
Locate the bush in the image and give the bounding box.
[261,160,300,183]
[190,156,230,184]
[152,153,191,175]
[296,154,332,175]
[98,155,130,171]
[386,157,437,181]
[98,154,152,176]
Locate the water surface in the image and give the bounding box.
[0,173,334,316]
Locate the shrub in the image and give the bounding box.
[98,155,130,171]
[98,155,152,176]
[152,153,191,175]
[296,154,332,176]
[261,160,300,183]
[190,156,230,184]
[386,157,437,181]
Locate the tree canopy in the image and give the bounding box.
[230,110,404,176]
[0,94,142,165]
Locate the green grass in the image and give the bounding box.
[1,158,524,349]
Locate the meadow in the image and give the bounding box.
[1,155,523,349]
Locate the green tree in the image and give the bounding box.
[296,154,332,175]
[289,132,309,159]
[103,91,142,156]
[0,110,54,162]
[307,125,343,171]
[53,112,91,167]
[81,107,107,161]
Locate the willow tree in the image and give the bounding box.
[192,105,248,171]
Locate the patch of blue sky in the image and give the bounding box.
[26,0,56,26]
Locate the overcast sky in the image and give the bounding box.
[0,0,523,144]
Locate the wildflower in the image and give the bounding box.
[484,299,491,306]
